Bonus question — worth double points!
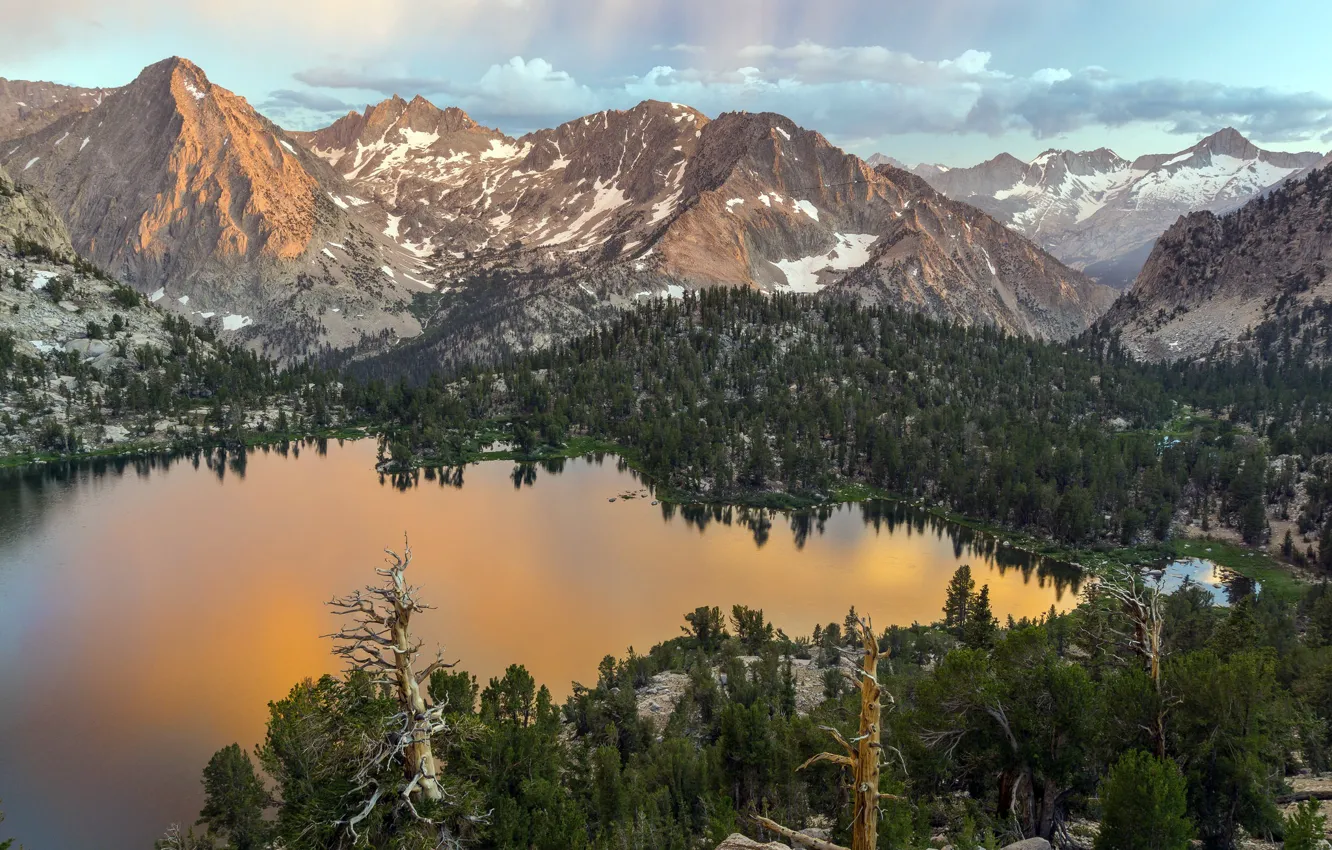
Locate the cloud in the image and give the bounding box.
[991,77,1332,141]
[460,57,600,122]
[278,42,1332,149]
[261,88,355,112]
[291,68,452,95]
[284,58,599,128]
[652,43,706,54]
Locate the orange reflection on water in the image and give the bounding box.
[0,440,1079,850]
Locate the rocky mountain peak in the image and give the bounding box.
[0,55,433,352]
[1193,126,1258,159]
[866,153,909,170]
[402,95,478,132]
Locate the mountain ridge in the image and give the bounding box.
[902,129,1324,288]
[1095,160,1332,360]
[1,57,1117,366]
[293,92,1113,356]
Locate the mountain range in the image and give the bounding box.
[0,78,113,143]
[3,55,1324,366]
[1096,158,1332,360]
[886,130,1325,288]
[0,58,1116,361]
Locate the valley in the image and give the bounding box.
[1,43,1332,850]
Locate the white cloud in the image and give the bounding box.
[652,43,706,55]
[280,42,1332,147]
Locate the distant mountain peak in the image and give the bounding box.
[1098,159,1332,360]
[1184,126,1259,161]
[866,153,909,171]
[916,130,1323,288]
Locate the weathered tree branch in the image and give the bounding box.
[798,752,855,771]
[752,815,849,850]
[326,534,450,822]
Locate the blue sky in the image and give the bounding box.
[3,0,1331,165]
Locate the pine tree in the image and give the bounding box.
[197,744,269,850]
[962,585,998,649]
[942,564,975,639]
[1283,799,1327,850]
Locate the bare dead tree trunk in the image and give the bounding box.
[1102,567,1168,759]
[751,616,899,850]
[327,536,459,817]
[849,617,883,850]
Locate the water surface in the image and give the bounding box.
[0,439,1079,849]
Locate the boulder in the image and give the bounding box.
[65,338,112,357]
[1000,839,1052,850]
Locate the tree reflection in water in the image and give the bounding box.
[2,442,1082,597]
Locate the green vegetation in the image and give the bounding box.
[12,284,1332,591]
[1095,750,1193,850]
[166,557,1332,850]
[0,310,346,462]
[346,288,1332,588]
[1283,799,1328,850]
[0,802,13,850]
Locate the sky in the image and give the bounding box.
[2,0,1331,166]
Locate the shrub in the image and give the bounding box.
[1096,750,1193,850]
[1283,799,1328,850]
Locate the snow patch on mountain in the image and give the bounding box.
[770,233,878,292]
[794,199,820,221]
[1129,154,1297,210]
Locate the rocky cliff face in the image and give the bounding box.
[830,168,1115,341]
[1096,163,1332,360]
[0,79,113,142]
[298,97,707,268]
[0,58,428,357]
[0,163,72,255]
[916,129,1324,288]
[660,112,1112,339]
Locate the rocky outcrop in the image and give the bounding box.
[1095,162,1332,360]
[916,129,1324,288]
[0,163,72,255]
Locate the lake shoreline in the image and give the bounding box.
[3,428,1301,600]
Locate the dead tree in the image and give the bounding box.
[754,616,900,850]
[326,535,461,832]
[1101,567,1168,759]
